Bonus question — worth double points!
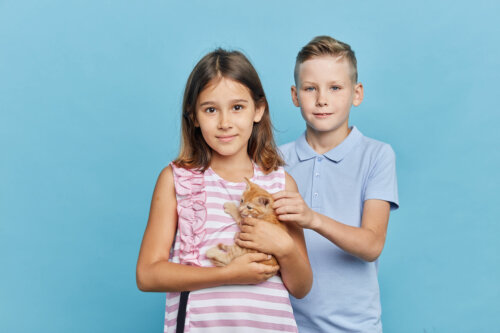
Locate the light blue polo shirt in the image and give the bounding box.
[279,126,399,333]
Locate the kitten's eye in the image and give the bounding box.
[247,205,252,210]
[240,199,243,203]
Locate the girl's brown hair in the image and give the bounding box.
[173,48,284,174]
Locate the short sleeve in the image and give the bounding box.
[364,144,399,210]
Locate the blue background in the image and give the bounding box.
[1,1,499,332]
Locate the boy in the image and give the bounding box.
[274,36,399,332]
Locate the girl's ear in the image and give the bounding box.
[253,102,265,123]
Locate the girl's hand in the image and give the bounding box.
[235,217,294,259]
[272,191,317,229]
[224,252,279,284]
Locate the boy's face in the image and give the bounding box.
[292,56,363,136]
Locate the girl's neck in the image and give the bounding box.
[305,125,351,155]
[210,152,254,183]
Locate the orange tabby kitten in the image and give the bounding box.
[206,177,286,267]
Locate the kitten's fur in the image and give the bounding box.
[206,177,286,267]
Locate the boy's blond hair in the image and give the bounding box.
[294,35,358,85]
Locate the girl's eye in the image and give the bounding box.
[233,105,243,111]
[205,107,216,113]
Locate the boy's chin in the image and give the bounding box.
[306,122,349,135]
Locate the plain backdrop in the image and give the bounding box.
[1,1,499,332]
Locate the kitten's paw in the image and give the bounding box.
[206,245,220,259]
[223,202,237,214]
[206,248,227,267]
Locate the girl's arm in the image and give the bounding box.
[136,166,279,292]
[272,190,390,262]
[235,172,313,299]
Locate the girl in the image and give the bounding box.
[136,49,312,333]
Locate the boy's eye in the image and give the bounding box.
[304,87,315,91]
[330,86,340,91]
[205,107,216,113]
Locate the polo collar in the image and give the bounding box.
[295,126,363,163]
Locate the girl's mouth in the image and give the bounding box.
[217,135,237,142]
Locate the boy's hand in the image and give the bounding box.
[224,252,279,284]
[236,217,294,260]
[272,191,318,229]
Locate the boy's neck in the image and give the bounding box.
[305,125,351,155]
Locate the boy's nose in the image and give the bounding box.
[316,91,328,107]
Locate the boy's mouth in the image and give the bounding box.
[313,113,332,118]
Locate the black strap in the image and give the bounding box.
[176,291,190,333]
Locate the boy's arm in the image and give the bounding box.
[273,190,390,262]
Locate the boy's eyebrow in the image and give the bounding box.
[301,80,344,85]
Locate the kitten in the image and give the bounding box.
[206,177,286,267]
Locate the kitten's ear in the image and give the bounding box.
[244,177,252,190]
[257,196,270,207]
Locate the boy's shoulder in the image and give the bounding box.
[356,133,396,162]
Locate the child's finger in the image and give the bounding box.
[264,264,280,275]
[271,190,287,200]
[275,205,300,215]
[235,238,255,250]
[240,225,252,233]
[277,213,299,222]
[245,252,269,262]
[273,196,300,209]
[242,217,258,226]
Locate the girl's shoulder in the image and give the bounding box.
[169,162,205,197]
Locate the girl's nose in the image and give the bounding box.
[218,111,232,129]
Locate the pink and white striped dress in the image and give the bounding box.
[165,163,298,333]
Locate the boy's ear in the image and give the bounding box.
[352,82,364,107]
[291,85,300,107]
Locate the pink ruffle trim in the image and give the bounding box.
[172,165,207,266]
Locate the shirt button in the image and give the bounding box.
[313,193,319,198]
[315,172,319,177]
[317,157,323,162]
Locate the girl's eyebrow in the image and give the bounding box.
[230,99,249,104]
[199,99,249,107]
[199,101,216,107]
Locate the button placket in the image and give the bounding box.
[311,156,322,208]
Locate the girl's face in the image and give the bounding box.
[195,77,264,162]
